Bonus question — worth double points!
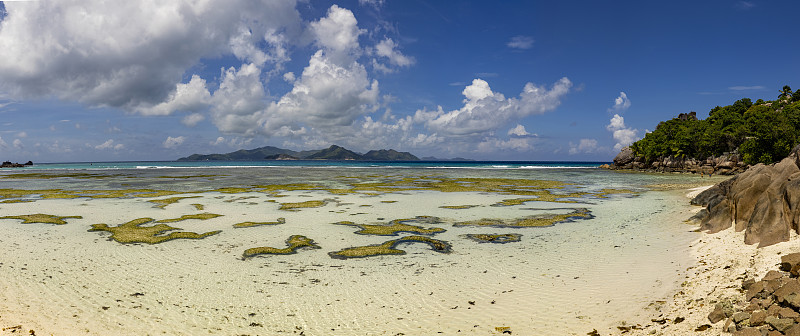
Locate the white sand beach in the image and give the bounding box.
[0,183,704,336]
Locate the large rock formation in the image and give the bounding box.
[608,147,749,175]
[691,145,800,247]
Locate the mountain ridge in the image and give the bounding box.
[177,145,420,161]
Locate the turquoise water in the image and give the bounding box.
[20,160,609,170]
[0,162,715,335]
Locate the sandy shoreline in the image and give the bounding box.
[0,176,730,336]
[619,186,800,335]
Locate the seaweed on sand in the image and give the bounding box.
[88,218,221,244]
[328,235,452,259]
[242,235,321,259]
[233,218,286,228]
[335,216,444,236]
[454,208,593,228]
[0,214,83,225]
[463,233,522,244]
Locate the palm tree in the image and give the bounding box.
[779,85,793,100]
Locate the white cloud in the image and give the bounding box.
[372,38,414,72]
[211,137,226,146]
[265,50,380,136]
[606,114,639,150]
[210,63,267,136]
[359,0,385,9]
[477,137,532,152]
[138,75,211,116]
[0,136,7,148]
[0,0,302,111]
[729,85,765,91]
[507,124,531,137]
[162,136,186,149]
[12,139,23,149]
[608,92,631,112]
[182,113,206,127]
[569,138,598,155]
[16,131,27,138]
[421,77,572,136]
[507,35,534,49]
[95,139,123,150]
[283,72,296,82]
[310,5,364,62]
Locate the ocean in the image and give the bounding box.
[0,161,723,335]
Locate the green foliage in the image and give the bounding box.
[630,86,800,166]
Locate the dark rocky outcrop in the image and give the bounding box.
[691,145,800,247]
[606,147,748,175]
[1,161,32,168]
[708,253,800,334]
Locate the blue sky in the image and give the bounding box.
[0,0,797,162]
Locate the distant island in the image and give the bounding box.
[178,145,421,161]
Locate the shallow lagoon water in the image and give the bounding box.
[0,165,724,335]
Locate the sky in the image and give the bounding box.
[0,0,798,163]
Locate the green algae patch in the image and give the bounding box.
[0,188,185,202]
[0,214,83,225]
[242,235,321,259]
[351,177,571,195]
[148,196,202,209]
[88,218,221,244]
[455,208,593,228]
[211,187,253,194]
[155,213,223,223]
[336,216,445,236]
[439,204,479,209]
[463,233,522,244]
[0,172,123,180]
[279,200,328,211]
[0,199,34,204]
[328,235,452,259]
[191,204,204,211]
[233,218,286,228]
[380,200,398,203]
[593,188,638,198]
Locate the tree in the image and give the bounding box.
[779,85,793,100]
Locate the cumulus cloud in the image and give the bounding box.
[606,114,639,150]
[372,38,414,73]
[569,138,598,155]
[608,92,631,112]
[138,75,211,116]
[181,113,206,127]
[95,139,124,150]
[12,138,23,149]
[507,124,531,137]
[310,4,364,62]
[507,35,534,49]
[420,77,572,136]
[162,136,185,149]
[0,0,302,112]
